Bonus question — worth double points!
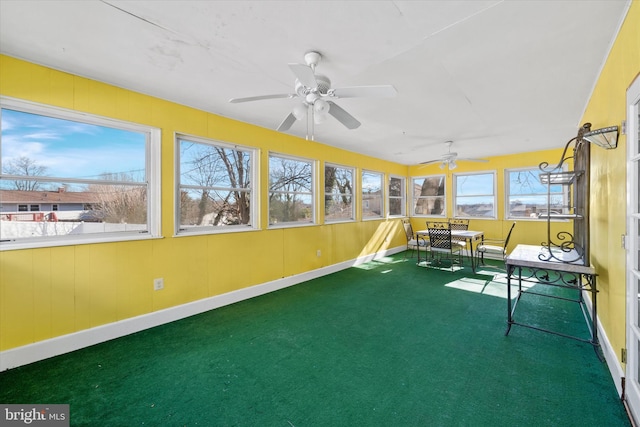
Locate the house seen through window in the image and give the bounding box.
[0,98,160,248]
[506,167,568,219]
[412,175,445,216]
[453,172,496,218]
[362,170,383,219]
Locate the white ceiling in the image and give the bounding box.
[0,0,630,165]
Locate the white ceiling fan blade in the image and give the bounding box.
[419,159,443,165]
[327,101,361,129]
[330,85,397,99]
[277,113,297,132]
[288,63,317,88]
[229,93,295,103]
[419,140,489,165]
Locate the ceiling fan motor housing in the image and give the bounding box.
[314,74,331,94]
[295,74,332,99]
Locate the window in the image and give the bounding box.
[324,163,354,222]
[388,175,405,217]
[412,175,445,216]
[0,97,160,249]
[176,134,256,234]
[269,154,314,226]
[506,167,568,219]
[362,170,383,219]
[453,172,496,218]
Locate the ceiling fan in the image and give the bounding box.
[229,51,397,140]
[420,141,488,170]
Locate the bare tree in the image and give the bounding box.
[216,147,250,224]
[325,166,353,218]
[269,157,312,222]
[2,156,48,190]
[87,172,146,224]
[180,143,251,226]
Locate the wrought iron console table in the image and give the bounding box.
[505,244,600,357]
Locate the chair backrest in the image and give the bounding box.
[402,219,414,242]
[427,222,453,250]
[503,222,517,249]
[449,219,469,231]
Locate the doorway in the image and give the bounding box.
[625,74,640,422]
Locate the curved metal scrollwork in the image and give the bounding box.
[516,267,592,289]
[537,123,591,265]
[538,231,584,263]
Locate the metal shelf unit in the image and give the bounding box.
[537,133,590,265]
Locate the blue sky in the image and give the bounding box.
[1,108,146,181]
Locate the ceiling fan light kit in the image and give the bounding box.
[229,51,397,140]
[421,140,487,169]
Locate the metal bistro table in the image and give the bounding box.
[505,244,599,356]
[416,229,484,272]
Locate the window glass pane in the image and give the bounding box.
[412,176,445,216]
[454,172,495,218]
[325,164,354,222]
[362,170,383,219]
[177,137,253,232]
[1,109,146,182]
[1,104,155,246]
[389,177,402,197]
[269,155,314,225]
[506,168,567,218]
[388,176,405,217]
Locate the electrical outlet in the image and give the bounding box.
[316,249,321,257]
[153,278,164,291]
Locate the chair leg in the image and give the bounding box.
[404,246,416,259]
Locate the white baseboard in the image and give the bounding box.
[582,289,625,397]
[0,246,404,371]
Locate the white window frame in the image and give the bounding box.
[174,133,258,235]
[268,152,316,228]
[324,162,355,223]
[361,169,384,220]
[388,175,406,217]
[0,96,161,251]
[411,175,447,218]
[453,171,496,219]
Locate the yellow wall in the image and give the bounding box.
[582,0,640,364]
[0,55,409,351]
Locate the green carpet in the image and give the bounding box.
[0,254,630,426]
